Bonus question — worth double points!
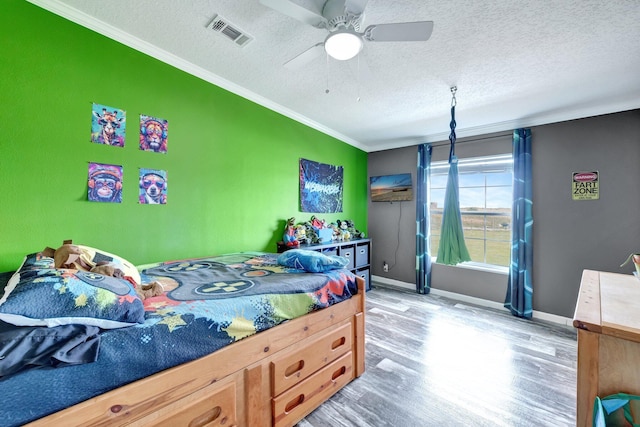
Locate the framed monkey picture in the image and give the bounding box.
[88,162,123,203]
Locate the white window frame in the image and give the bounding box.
[429,154,513,273]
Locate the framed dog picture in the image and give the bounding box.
[138,168,167,204]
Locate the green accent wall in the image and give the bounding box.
[0,1,368,272]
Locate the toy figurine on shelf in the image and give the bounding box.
[295,224,310,245]
[345,219,366,239]
[304,221,320,244]
[283,217,299,248]
[310,215,325,230]
[337,220,351,240]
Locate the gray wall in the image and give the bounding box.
[368,110,640,318]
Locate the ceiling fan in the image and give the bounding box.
[259,0,434,69]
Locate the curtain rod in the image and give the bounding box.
[427,131,512,148]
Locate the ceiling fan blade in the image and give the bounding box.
[284,43,325,69]
[259,0,327,28]
[345,0,370,15]
[364,21,434,42]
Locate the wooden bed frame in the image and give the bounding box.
[25,277,366,427]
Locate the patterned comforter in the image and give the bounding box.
[0,252,358,427]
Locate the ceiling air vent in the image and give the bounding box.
[207,14,253,47]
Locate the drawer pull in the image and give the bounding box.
[284,360,305,377]
[284,394,305,413]
[331,365,347,381]
[359,249,365,254]
[331,336,346,350]
[189,406,221,427]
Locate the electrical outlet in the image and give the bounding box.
[383,262,389,272]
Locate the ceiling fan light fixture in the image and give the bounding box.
[324,29,363,60]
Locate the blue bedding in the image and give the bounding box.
[0,252,358,426]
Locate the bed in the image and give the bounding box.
[0,247,366,427]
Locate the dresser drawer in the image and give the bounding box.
[272,352,354,427]
[271,321,352,396]
[338,245,355,270]
[355,243,369,268]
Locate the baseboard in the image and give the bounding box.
[371,275,573,327]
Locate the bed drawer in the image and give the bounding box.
[130,378,237,427]
[272,352,354,427]
[271,321,352,396]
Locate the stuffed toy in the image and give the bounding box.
[43,240,163,300]
[42,242,96,270]
[330,223,343,241]
[283,217,300,248]
[345,219,366,239]
[136,281,165,300]
[295,225,310,245]
[91,261,124,278]
[304,221,320,244]
[310,215,325,230]
[337,220,351,240]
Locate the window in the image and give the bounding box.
[430,154,513,268]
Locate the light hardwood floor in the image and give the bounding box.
[298,285,577,427]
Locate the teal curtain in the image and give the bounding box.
[504,128,533,318]
[416,144,432,294]
[436,105,471,265]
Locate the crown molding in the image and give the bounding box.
[26,0,368,152]
[23,1,640,154]
[368,100,640,152]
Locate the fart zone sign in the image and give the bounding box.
[572,171,599,201]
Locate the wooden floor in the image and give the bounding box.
[297,285,577,427]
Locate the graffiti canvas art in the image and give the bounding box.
[91,103,125,147]
[299,158,343,213]
[139,168,167,204]
[139,115,168,153]
[88,162,123,203]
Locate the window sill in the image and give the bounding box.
[431,258,509,275]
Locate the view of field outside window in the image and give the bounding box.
[430,154,513,267]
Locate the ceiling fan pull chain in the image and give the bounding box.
[356,54,361,102]
[325,52,330,94]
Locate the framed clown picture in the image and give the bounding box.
[88,162,123,203]
[139,168,167,205]
[139,114,168,153]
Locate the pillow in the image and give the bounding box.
[0,252,145,329]
[73,245,141,286]
[18,252,55,272]
[277,249,349,273]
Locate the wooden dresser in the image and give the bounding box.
[573,269,640,427]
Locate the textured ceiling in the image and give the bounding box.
[30,0,640,152]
